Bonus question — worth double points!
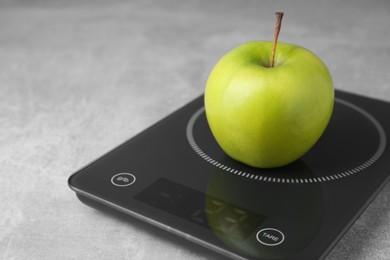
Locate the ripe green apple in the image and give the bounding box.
[204,41,334,168]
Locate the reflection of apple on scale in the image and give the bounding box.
[68,12,390,260]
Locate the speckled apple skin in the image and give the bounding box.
[205,41,334,168]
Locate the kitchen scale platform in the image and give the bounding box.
[68,90,390,260]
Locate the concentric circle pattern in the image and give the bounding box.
[186,99,387,184]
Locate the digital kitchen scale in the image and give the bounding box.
[68,89,390,260]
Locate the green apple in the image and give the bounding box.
[204,41,334,168]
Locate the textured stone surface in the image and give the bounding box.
[0,0,389,259]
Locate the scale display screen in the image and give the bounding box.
[135,178,267,241]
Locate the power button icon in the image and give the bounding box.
[111,173,136,187]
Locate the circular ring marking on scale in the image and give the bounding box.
[111,173,136,187]
[185,98,387,184]
[256,228,285,246]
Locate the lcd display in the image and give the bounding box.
[135,178,267,240]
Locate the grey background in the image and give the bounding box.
[1,0,389,259]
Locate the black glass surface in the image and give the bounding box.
[68,90,390,260]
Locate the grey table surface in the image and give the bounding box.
[1,0,390,259]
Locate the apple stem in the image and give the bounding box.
[270,11,284,68]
